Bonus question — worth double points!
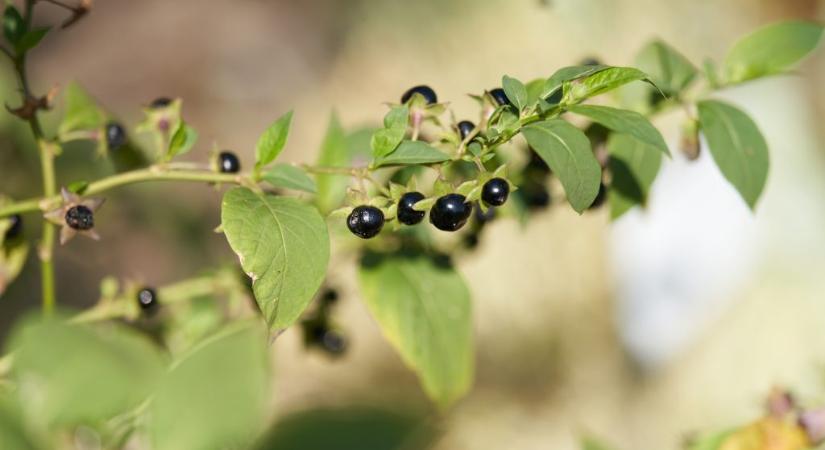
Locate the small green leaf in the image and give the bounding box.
[14,26,49,53]
[567,67,650,103]
[263,164,317,193]
[606,133,662,219]
[167,121,198,159]
[725,21,824,84]
[0,235,28,296]
[59,82,105,136]
[372,140,450,168]
[254,111,293,172]
[358,252,473,408]
[521,119,602,213]
[524,78,546,105]
[697,100,769,210]
[541,65,608,99]
[8,317,166,426]
[151,322,269,450]
[371,105,409,158]
[568,105,670,156]
[635,39,698,95]
[66,180,89,195]
[502,75,527,110]
[221,188,329,330]
[3,5,25,45]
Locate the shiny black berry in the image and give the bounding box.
[150,97,172,109]
[489,88,512,107]
[64,205,94,230]
[397,192,426,225]
[105,121,127,151]
[137,287,158,311]
[4,214,22,240]
[347,205,384,239]
[400,85,437,105]
[457,120,475,140]
[218,151,241,174]
[481,178,510,207]
[589,183,608,209]
[429,194,472,232]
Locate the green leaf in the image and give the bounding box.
[0,224,28,296]
[606,133,662,219]
[66,180,89,195]
[568,104,670,156]
[151,322,269,450]
[14,26,49,53]
[371,105,409,158]
[3,5,25,45]
[635,39,698,95]
[524,78,546,106]
[254,111,293,172]
[567,67,650,103]
[167,120,198,159]
[521,119,602,213]
[221,188,329,330]
[372,140,450,168]
[8,317,165,426]
[697,100,769,210]
[358,252,473,408]
[541,65,608,99]
[502,75,527,110]
[263,163,317,193]
[59,82,105,136]
[315,114,373,214]
[725,21,824,84]
[0,394,42,450]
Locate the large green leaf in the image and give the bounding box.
[358,252,473,408]
[372,140,450,168]
[502,75,527,110]
[151,322,270,450]
[8,317,166,426]
[635,39,698,95]
[521,119,602,213]
[263,163,317,193]
[0,393,42,450]
[697,100,769,210]
[371,105,409,158]
[568,105,670,156]
[606,133,662,219]
[725,21,824,84]
[221,188,329,330]
[254,111,293,172]
[567,67,650,103]
[58,82,105,136]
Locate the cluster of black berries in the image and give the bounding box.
[301,288,346,356]
[347,177,510,239]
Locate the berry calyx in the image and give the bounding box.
[218,151,241,174]
[397,192,426,225]
[105,121,127,151]
[64,205,94,231]
[150,97,172,109]
[457,120,475,140]
[481,177,510,207]
[429,194,472,232]
[137,287,158,311]
[4,214,22,240]
[489,88,512,107]
[400,85,437,105]
[347,205,384,239]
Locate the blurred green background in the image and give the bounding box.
[1,0,824,449]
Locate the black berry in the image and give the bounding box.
[105,121,127,151]
[4,214,22,240]
[589,183,607,209]
[137,287,158,310]
[64,205,94,231]
[218,151,241,174]
[400,85,437,105]
[457,120,475,140]
[489,88,512,107]
[429,194,472,232]
[150,97,172,109]
[319,329,347,355]
[397,192,426,225]
[481,178,510,207]
[347,205,384,239]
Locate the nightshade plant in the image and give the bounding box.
[0,1,822,447]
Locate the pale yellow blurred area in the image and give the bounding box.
[18,0,825,449]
